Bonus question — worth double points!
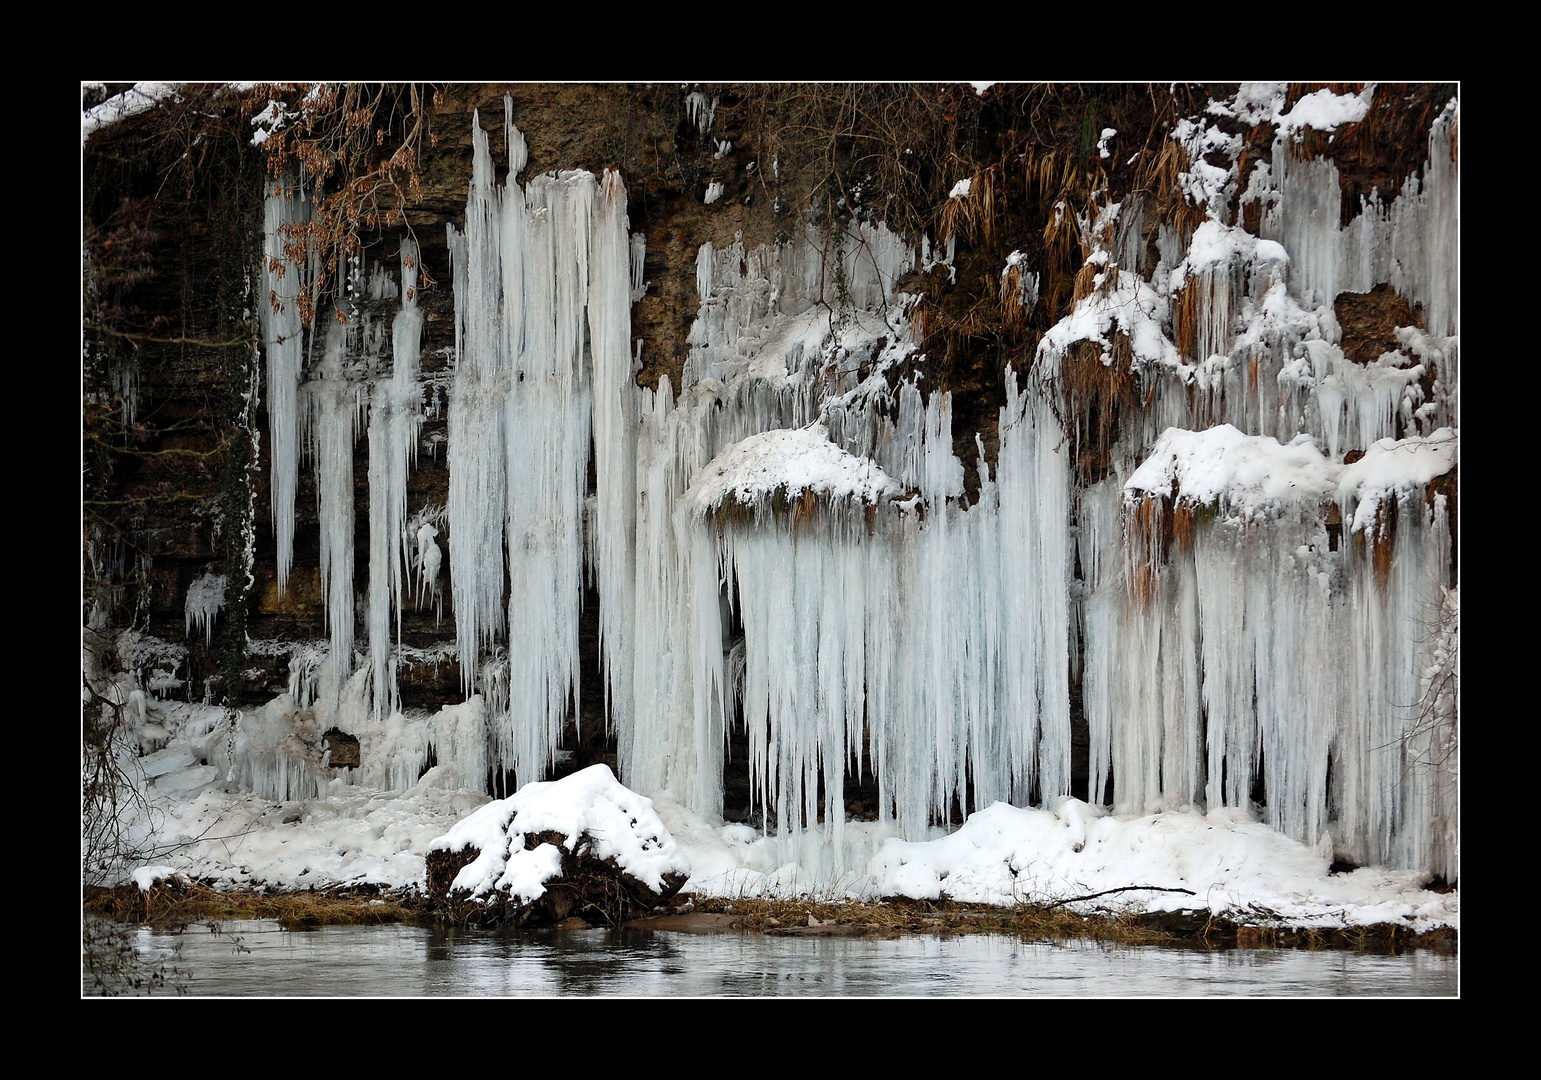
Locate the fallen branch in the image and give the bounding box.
[1044,884,1196,908]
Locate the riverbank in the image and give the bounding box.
[83,880,1457,955]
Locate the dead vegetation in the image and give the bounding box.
[1055,335,1143,488]
[85,883,1453,954]
[84,878,418,930]
[251,83,438,326]
[684,895,1454,953]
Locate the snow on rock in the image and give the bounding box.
[1338,428,1458,533]
[1276,86,1373,135]
[1207,83,1372,136]
[82,83,182,145]
[1124,425,1335,514]
[131,865,180,892]
[1124,424,1457,529]
[1037,271,1183,378]
[686,424,902,518]
[427,764,689,904]
[1182,218,1288,274]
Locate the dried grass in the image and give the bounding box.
[1125,495,1170,608]
[1173,275,1201,361]
[690,895,1182,945]
[939,164,999,249]
[84,880,418,929]
[999,263,1035,333]
[1057,336,1140,487]
[686,894,1453,952]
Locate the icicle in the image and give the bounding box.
[442,105,643,792]
[629,231,648,303]
[447,114,509,694]
[309,323,360,689]
[414,519,442,616]
[996,375,1073,804]
[498,167,595,786]
[591,170,639,749]
[183,572,227,648]
[260,175,311,595]
[366,240,424,717]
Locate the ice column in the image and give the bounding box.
[498,169,594,783]
[445,103,637,788]
[996,373,1073,804]
[447,115,508,694]
[366,240,424,716]
[309,324,361,687]
[590,170,639,746]
[260,176,312,595]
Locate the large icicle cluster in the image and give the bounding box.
[1053,86,1458,877]
[214,87,1455,882]
[444,103,636,789]
[612,209,1082,866]
[682,377,1075,864]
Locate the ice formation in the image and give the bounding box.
[183,572,227,647]
[309,325,363,687]
[441,103,638,787]
[366,241,425,717]
[223,88,1457,882]
[259,175,312,596]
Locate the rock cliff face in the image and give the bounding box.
[83,83,1458,880]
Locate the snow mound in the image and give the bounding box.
[686,424,901,519]
[869,800,1458,930]
[428,764,689,902]
[131,865,180,892]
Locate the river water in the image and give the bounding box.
[95,920,1458,997]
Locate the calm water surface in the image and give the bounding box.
[98,919,1458,997]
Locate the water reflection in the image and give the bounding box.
[98,920,1457,998]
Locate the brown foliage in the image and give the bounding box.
[1057,335,1141,487]
[252,83,437,323]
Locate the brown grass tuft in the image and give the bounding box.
[1172,499,1200,555]
[1124,494,1173,607]
[1056,335,1141,486]
[1173,275,1200,361]
[939,164,999,249]
[790,488,820,533]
